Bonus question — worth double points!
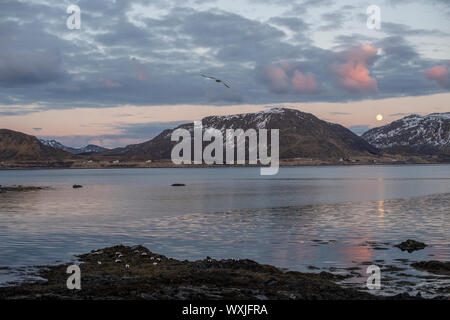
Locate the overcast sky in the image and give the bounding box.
[0,0,449,147]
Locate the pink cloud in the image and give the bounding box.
[264,66,290,93]
[331,45,378,93]
[424,64,450,89]
[97,77,120,88]
[291,70,318,94]
[263,63,318,94]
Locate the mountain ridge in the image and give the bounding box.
[39,139,109,155]
[100,107,379,160]
[362,112,450,155]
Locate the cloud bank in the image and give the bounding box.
[0,0,448,114]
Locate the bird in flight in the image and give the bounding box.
[201,74,230,88]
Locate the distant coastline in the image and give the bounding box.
[2,109,449,170]
[1,155,449,170]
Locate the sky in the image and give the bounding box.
[0,0,449,148]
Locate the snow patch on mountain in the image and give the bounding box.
[362,113,450,149]
[39,139,108,154]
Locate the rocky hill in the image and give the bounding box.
[362,113,450,155]
[0,129,71,161]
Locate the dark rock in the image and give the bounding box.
[264,279,278,286]
[0,185,43,192]
[411,261,450,275]
[72,184,83,189]
[171,183,186,187]
[390,292,423,300]
[344,266,360,271]
[382,265,406,272]
[307,265,320,270]
[394,239,427,253]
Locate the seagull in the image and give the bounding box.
[201,74,230,88]
[97,261,102,265]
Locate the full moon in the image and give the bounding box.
[376,114,383,121]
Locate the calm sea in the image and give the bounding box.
[1,165,449,295]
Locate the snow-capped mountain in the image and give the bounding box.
[39,139,108,154]
[362,113,450,154]
[101,107,378,159]
[39,139,73,152]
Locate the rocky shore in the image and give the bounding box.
[0,185,45,193]
[0,245,440,300]
[411,261,450,276]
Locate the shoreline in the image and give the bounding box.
[1,159,449,170]
[0,185,47,192]
[1,152,449,170]
[0,245,447,300]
